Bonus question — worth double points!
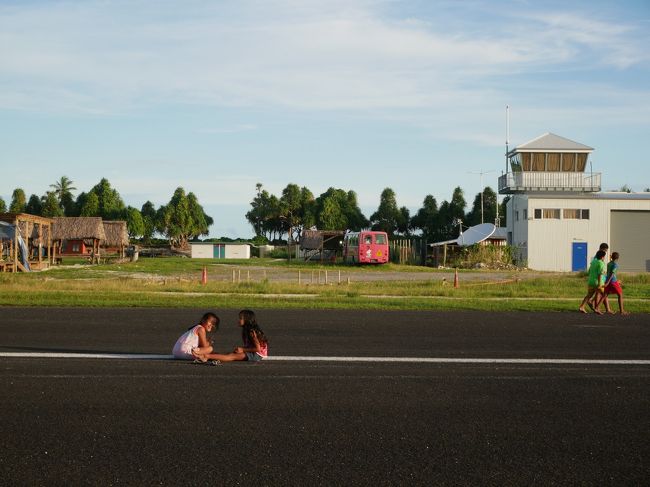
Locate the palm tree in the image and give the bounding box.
[50,176,77,202]
[50,176,77,215]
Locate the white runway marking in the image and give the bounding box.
[0,352,649,365]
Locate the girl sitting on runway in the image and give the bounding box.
[172,312,219,360]
[192,309,268,364]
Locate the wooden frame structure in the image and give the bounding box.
[300,230,345,262]
[0,213,54,272]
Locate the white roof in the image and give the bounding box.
[511,133,593,153]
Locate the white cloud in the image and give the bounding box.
[1,0,647,117]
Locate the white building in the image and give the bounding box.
[500,133,650,272]
[190,242,251,259]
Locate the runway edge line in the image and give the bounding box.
[1,352,649,365]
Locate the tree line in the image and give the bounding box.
[0,177,211,248]
[246,183,506,243]
[2,176,508,246]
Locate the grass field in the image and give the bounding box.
[1,258,648,312]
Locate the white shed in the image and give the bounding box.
[190,243,251,259]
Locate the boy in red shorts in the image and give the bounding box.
[596,252,629,315]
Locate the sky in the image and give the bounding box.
[1,0,649,238]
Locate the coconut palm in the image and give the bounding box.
[50,176,77,215]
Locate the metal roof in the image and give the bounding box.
[510,132,594,154]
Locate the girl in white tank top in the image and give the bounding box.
[172,312,219,360]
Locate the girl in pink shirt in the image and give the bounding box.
[193,309,268,364]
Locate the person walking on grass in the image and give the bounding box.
[596,252,629,315]
[193,309,268,365]
[579,250,607,314]
[172,312,220,360]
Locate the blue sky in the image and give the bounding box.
[1,0,649,237]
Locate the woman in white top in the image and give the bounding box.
[172,312,219,360]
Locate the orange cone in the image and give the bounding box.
[201,266,207,285]
[453,268,459,288]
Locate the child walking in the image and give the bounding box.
[172,312,220,360]
[588,242,609,308]
[579,250,607,314]
[193,309,268,364]
[596,252,629,315]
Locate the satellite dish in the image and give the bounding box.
[457,223,496,246]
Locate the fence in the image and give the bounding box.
[390,239,426,265]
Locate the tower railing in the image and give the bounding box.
[498,172,601,194]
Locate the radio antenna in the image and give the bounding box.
[505,105,510,174]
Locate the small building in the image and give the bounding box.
[102,221,129,257]
[429,223,507,267]
[52,217,106,263]
[500,133,650,272]
[299,229,345,262]
[190,242,251,259]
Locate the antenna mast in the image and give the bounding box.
[505,105,510,174]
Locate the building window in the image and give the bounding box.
[543,209,561,219]
[523,209,528,220]
[563,209,590,220]
[534,208,561,219]
[515,211,519,221]
[72,243,80,252]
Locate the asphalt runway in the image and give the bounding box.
[1,308,649,485]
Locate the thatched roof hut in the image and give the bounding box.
[52,217,106,241]
[102,221,129,248]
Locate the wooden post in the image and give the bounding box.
[38,223,42,265]
[47,222,52,267]
[298,270,301,285]
[13,217,18,272]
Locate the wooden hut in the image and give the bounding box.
[102,221,129,258]
[299,229,345,262]
[52,217,106,264]
[0,213,54,272]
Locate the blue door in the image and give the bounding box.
[572,242,587,271]
[213,244,225,259]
